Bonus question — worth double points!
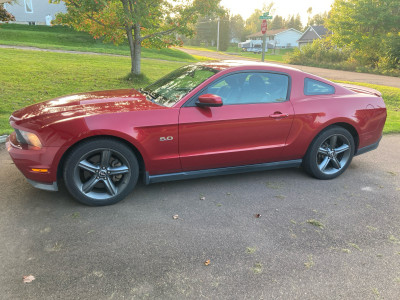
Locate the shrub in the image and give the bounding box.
[285,37,400,77]
[0,4,15,22]
[286,39,350,66]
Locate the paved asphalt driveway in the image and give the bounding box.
[0,135,399,299]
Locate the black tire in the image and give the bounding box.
[63,138,139,206]
[303,126,355,180]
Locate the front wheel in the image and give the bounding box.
[303,127,355,180]
[63,138,139,206]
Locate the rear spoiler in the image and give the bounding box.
[339,83,382,97]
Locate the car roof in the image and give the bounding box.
[198,60,302,73]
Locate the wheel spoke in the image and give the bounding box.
[331,157,341,169]
[330,135,337,148]
[78,160,99,174]
[100,150,111,168]
[335,144,350,154]
[103,177,117,196]
[318,156,331,172]
[108,165,129,176]
[82,176,100,194]
[318,147,329,156]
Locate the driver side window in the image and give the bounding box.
[204,72,289,105]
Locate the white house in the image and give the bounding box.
[4,0,66,25]
[247,28,303,49]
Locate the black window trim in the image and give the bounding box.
[182,70,292,107]
[304,77,336,96]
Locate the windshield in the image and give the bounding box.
[141,65,219,107]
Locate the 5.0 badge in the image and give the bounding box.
[160,136,174,141]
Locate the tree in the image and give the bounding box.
[195,16,218,46]
[0,3,15,22]
[307,12,328,27]
[327,0,400,66]
[293,13,303,31]
[284,14,302,31]
[270,15,283,30]
[51,0,221,75]
[230,14,245,42]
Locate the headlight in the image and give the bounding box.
[15,129,42,149]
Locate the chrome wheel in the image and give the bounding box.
[316,134,351,175]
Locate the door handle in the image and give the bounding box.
[269,112,289,119]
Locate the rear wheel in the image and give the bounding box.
[63,139,139,206]
[303,127,355,180]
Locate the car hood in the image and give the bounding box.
[10,89,165,128]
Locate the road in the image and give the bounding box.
[178,47,400,88]
[1,135,399,299]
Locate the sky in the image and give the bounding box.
[220,0,334,26]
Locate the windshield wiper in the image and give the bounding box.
[139,88,169,106]
[139,88,157,103]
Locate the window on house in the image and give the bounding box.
[25,0,33,13]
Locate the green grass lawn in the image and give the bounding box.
[0,24,197,62]
[183,45,293,62]
[0,48,186,134]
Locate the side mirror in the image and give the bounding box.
[196,94,223,107]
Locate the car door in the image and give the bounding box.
[178,71,295,171]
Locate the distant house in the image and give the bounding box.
[298,25,330,48]
[247,28,303,49]
[4,0,66,25]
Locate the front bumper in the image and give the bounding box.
[26,179,58,191]
[6,132,60,190]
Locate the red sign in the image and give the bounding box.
[261,19,267,34]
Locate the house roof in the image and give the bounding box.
[312,25,329,37]
[298,25,330,42]
[247,28,303,38]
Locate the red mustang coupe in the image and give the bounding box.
[7,61,386,206]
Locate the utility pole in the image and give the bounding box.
[217,18,220,51]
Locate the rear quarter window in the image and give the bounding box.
[304,78,335,95]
